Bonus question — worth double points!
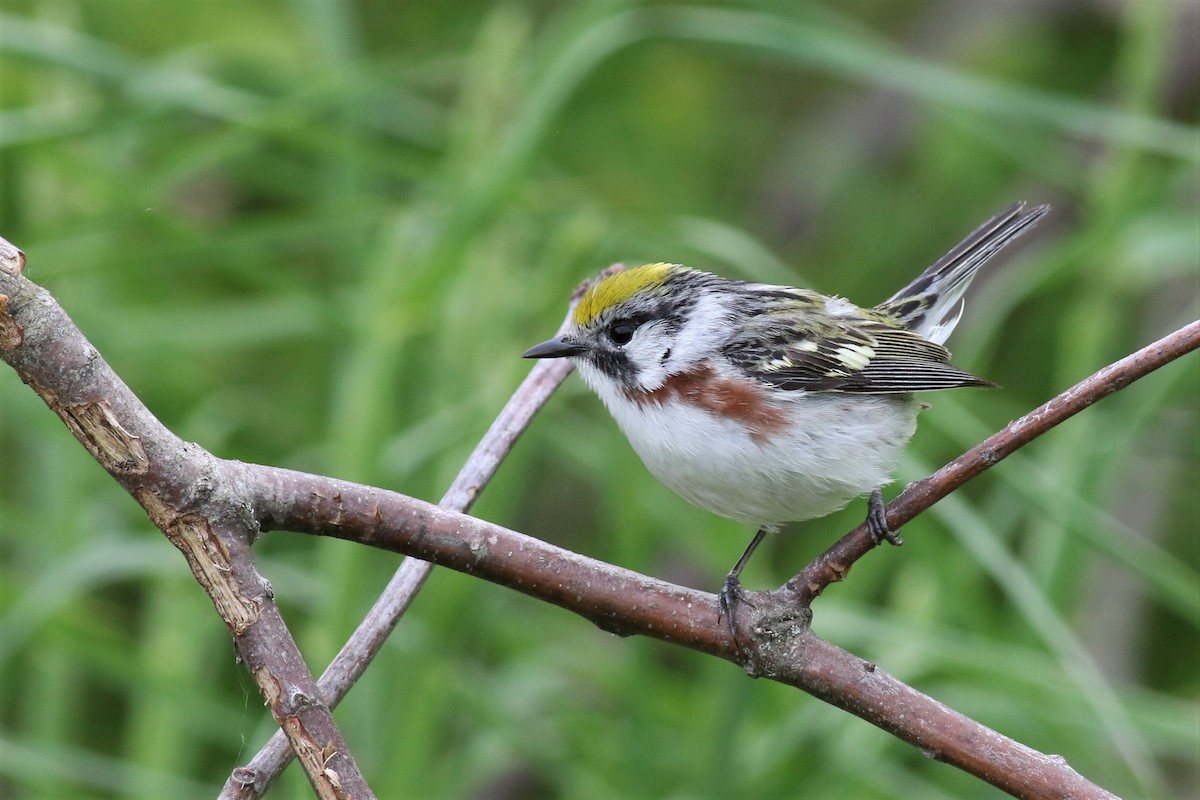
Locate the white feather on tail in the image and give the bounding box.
[878,202,1048,345]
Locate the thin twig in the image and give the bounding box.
[217,270,609,798]
[234,459,1115,799]
[786,318,1200,606]
[6,236,1189,798]
[235,320,1196,800]
[0,240,375,800]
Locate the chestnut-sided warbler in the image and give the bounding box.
[525,202,1047,622]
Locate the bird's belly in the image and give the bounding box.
[609,393,919,527]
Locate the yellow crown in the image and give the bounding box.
[572,263,675,327]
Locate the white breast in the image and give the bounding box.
[577,359,919,527]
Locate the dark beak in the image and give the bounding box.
[523,336,585,359]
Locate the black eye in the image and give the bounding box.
[607,320,638,346]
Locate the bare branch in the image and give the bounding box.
[234,461,1119,799]
[787,318,1200,606]
[219,270,601,798]
[0,239,374,800]
[6,238,1184,799]
[230,317,1199,799]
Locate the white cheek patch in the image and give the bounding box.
[671,293,732,365]
[623,326,668,388]
[586,289,735,393]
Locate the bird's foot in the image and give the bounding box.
[717,572,755,645]
[866,487,902,546]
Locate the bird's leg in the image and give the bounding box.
[866,487,902,546]
[718,528,768,640]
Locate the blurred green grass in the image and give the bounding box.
[0,1,1196,799]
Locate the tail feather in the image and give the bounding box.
[877,202,1049,345]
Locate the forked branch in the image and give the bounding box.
[788,317,1200,605]
[4,240,1193,800]
[219,271,601,799]
[0,244,373,800]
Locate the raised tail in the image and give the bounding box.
[876,202,1049,345]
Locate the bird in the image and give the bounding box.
[524,202,1048,626]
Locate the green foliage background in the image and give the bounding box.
[1,1,1197,798]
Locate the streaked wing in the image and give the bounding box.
[722,299,993,394]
